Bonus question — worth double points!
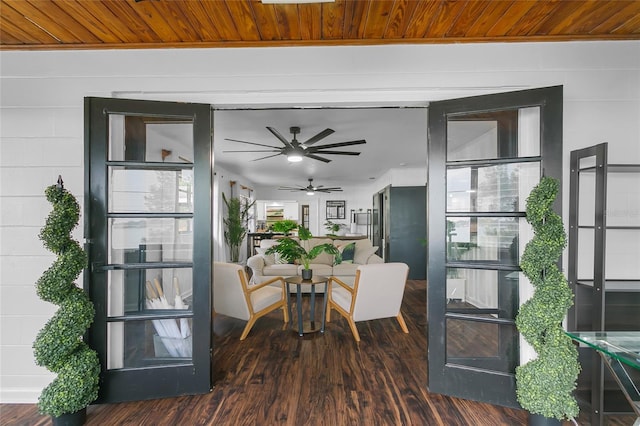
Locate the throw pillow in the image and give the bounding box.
[354,246,379,265]
[274,253,289,264]
[338,242,356,264]
[255,247,275,266]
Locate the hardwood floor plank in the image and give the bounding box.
[1,280,635,425]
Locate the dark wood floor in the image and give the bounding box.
[1,280,635,425]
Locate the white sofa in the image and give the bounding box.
[247,237,382,292]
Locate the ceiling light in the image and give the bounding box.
[285,146,305,162]
[306,191,315,196]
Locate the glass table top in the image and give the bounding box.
[566,331,640,371]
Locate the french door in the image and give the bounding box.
[427,86,563,407]
[84,97,213,403]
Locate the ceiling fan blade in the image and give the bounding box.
[251,153,283,161]
[305,154,332,163]
[266,127,294,149]
[224,138,281,149]
[312,150,361,156]
[278,186,305,191]
[307,140,366,150]
[318,187,342,191]
[316,188,343,193]
[223,149,280,153]
[302,128,334,146]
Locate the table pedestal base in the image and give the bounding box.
[294,320,322,335]
[284,276,329,337]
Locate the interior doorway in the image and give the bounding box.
[104,87,562,409]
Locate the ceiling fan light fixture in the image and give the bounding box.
[224,126,365,163]
[278,178,342,194]
[285,146,305,162]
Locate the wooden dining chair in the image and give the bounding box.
[325,262,410,342]
[213,262,289,340]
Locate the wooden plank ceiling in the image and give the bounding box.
[1,0,639,50]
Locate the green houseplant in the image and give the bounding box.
[323,220,347,235]
[266,226,341,279]
[33,179,100,425]
[222,193,255,263]
[269,219,299,235]
[515,176,580,424]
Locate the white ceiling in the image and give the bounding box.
[213,107,428,190]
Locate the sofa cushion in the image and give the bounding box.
[354,246,379,265]
[259,239,292,264]
[298,263,333,277]
[263,264,299,276]
[353,238,373,251]
[333,262,358,276]
[301,238,335,265]
[255,247,276,266]
[259,239,280,248]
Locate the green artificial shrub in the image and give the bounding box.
[33,182,100,418]
[515,176,580,421]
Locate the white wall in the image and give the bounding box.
[1,41,639,403]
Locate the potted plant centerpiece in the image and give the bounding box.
[515,176,580,425]
[33,178,100,425]
[222,193,255,263]
[266,226,341,280]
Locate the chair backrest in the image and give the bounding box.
[352,262,409,322]
[213,262,251,321]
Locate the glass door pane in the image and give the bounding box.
[445,109,538,376]
[106,115,195,369]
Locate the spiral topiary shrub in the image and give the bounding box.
[515,176,580,421]
[32,181,100,419]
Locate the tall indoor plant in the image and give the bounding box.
[266,226,341,279]
[515,176,580,425]
[33,178,100,425]
[222,193,254,263]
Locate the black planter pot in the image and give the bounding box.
[52,408,86,426]
[528,413,561,426]
[301,269,313,280]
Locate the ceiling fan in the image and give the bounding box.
[224,126,366,163]
[278,178,342,195]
